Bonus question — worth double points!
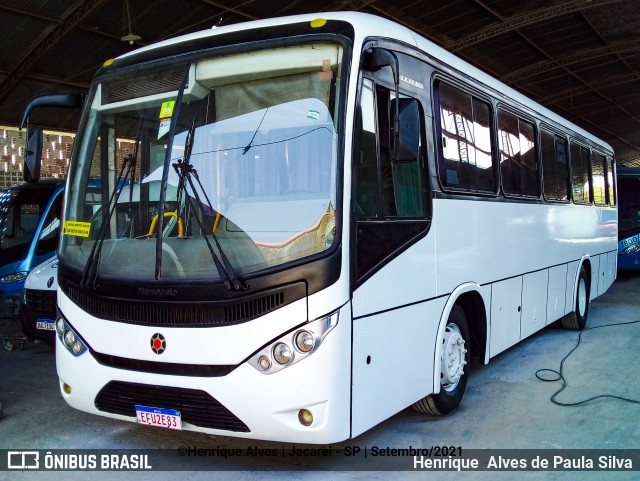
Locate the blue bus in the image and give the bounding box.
[617,167,640,270]
[1,93,82,332]
[0,179,64,318]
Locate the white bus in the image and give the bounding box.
[54,12,617,443]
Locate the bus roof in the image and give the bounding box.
[1,178,64,193]
[115,11,612,154]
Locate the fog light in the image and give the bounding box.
[62,383,72,394]
[298,409,313,426]
[64,330,75,347]
[257,355,271,371]
[273,342,292,365]
[56,318,65,334]
[294,330,315,353]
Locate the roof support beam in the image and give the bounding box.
[0,0,108,105]
[448,0,624,52]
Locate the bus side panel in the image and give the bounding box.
[589,254,600,302]
[564,261,580,316]
[351,297,446,438]
[607,250,617,286]
[520,270,548,340]
[489,277,522,357]
[434,199,615,296]
[350,235,438,319]
[546,264,568,325]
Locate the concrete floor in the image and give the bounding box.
[1,273,639,480]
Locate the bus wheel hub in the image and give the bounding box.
[441,324,467,391]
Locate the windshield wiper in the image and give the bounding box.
[172,121,248,291]
[80,117,143,289]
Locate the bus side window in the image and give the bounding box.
[34,194,62,255]
[355,79,425,220]
[436,82,495,193]
[20,204,41,239]
[541,129,570,201]
[570,142,592,204]
[498,110,538,197]
[354,79,380,218]
[606,157,615,206]
[354,77,428,281]
[592,152,607,206]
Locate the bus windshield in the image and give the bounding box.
[0,187,55,265]
[60,42,342,283]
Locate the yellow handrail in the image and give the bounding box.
[147,212,184,237]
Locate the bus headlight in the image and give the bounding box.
[294,330,315,352]
[273,343,293,365]
[0,271,28,283]
[247,311,339,375]
[64,329,76,347]
[56,311,88,357]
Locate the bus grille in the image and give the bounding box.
[0,294,21,319]
[24,289,57,317]
[95,381,250,432]
[65,285,293,327]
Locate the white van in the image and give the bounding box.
[20,255,57,346]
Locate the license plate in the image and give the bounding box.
[36,320,56,331]
[135,405,182,430]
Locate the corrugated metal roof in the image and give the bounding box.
[0,0,639,165]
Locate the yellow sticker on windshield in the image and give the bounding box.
[63,221,91,238]
[159,101,175,119]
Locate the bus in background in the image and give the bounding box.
[20,254,59,345]
[0,93,84,345]
[0,179,64,320]
[617,167,640,270]
[53,12,617,443]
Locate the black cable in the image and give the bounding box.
[536,320,640,406]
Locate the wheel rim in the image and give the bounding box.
[577,277,587,317]
[441,323,467,392]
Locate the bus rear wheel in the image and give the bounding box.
[561,264,590,330]
[412,304,470,416]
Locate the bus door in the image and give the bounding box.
[350,46,438,436]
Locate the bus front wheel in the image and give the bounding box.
[561,264,590,330]
[412,304,470,416]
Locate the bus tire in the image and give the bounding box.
[412,304,470,416]
[561,265,590,330]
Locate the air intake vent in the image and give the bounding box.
[95,381,249,432]
[103,68,184,104]
[63,283,303,327]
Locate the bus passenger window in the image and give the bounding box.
[591,152,607,206]
[541,130,570,201]
[498,110,538,197]
[570,143,591,204]
[436,82,494,193]
[606,157,615,206]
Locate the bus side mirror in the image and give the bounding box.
[19,92,85,183]
[392,97,420,162]
[24,127,43,183]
